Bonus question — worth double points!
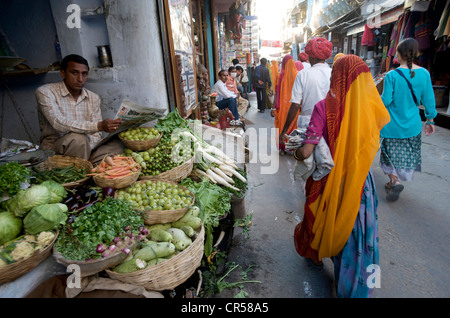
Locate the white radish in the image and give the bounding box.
[212,167,235,184]
[204,146,236,163]
[206,169,240,191]
[199,149,223,165]
[195,169,216,183]
[219,164,247,183]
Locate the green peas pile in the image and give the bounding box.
[120,127,160,141]
[116,180,193,211]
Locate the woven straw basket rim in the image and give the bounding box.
[52,239,139,277]
[0,231,58,285]
[115,180,195,225]
[93,169,141,189]
[105,224,205,291]
[139,156,194,183]
[35,155,93,189]
[119,131,163,152]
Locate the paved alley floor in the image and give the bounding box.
[216,92,450,298]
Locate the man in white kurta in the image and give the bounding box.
[279,37,333,145]
[290,62,331,129]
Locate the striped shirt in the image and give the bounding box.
[36,81,102,149]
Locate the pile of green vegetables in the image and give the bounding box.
[125,135,193,177]
[122,111,194,177]
[111,207,202,273]
[0,180,69,266]
[54,197,145,261]
[0,162,31,197]
[120,127,160,141]
[115,180,193,211]
[180,178,231,257]
[31,165,87,184]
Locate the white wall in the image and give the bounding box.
[1,0,169,144]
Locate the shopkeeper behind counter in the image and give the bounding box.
[35,54,123,165]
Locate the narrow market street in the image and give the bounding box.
[1,0,450,301]
[215,92,450,298]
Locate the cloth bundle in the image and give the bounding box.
[285,129,335,193]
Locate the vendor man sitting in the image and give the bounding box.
[35,54,123,165]
[211,70,242,126]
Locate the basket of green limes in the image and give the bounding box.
[119,127,162,152]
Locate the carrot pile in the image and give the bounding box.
[88,156,141,179]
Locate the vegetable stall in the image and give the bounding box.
[0,111,249,298]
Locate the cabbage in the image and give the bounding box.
[23,203,68,235]
[7,185,51,218]
[40,181,67,203]
[0,211,23,245]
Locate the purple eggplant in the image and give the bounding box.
[83,189,98,202]
[74,198,101,213]
[103,187,115,198]
[64,193,81,205]
[67,201,81,212]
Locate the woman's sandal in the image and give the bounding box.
[385,181,404,202]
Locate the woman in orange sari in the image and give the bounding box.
[293,55,390,297]
[272,55,300,155]
[271,60,279,94]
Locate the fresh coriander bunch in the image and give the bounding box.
[0,162,31,196]
[54,197,144,261]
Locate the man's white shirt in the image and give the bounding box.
[212,80,237,102]
[290,62,331,128]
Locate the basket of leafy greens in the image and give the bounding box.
[53,197,145,277]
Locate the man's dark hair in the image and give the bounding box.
[235,65,244,72]
[232,58,240,65]
[61,54,90,71]
[218,69,227,77]
[228,66,236,73]
[260,58,267,65]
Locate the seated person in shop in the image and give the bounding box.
[211,70,242,126]
[235,65,251,110]
[226,66,248,120]
[35,54,123,165]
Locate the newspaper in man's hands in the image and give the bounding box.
[93,99,167,149]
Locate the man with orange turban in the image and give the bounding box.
[280,37,333,145]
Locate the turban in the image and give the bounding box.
[298,52,309,62]
[305,37,333,60]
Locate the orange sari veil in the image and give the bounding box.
[294,55,390,261]
[275,56,300,149]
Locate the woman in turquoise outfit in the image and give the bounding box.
[380,38,437,202]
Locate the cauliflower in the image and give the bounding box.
[24,235,36,243]
[37,231,55,248]
[0,258,7,268]
[11,241,35,261]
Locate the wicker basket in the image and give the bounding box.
[140,157,194,183]
[93,170,141,189]
[106,225,205,291]
[34,155,93,189]
[0,231,58,285]
[120,131,163,151]
[52,240,138,278]
[116,180,195,225]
